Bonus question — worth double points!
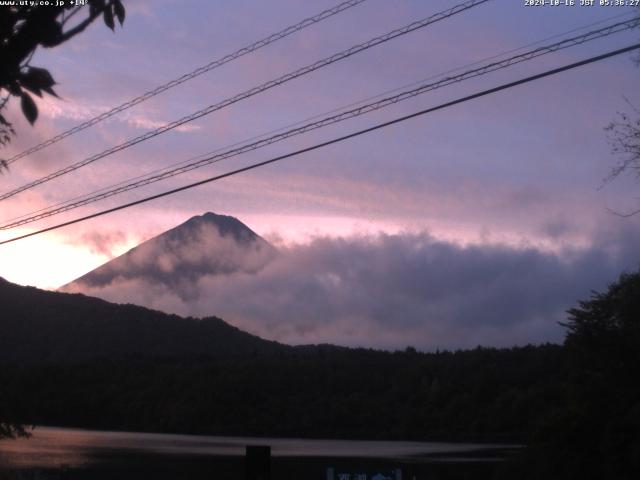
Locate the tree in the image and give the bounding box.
[0,363,32,440]
[564,269,640,367]
[564,271,640,479]
[605,103,640,216]
[535,271,640,479]
[495,271,640,480]
[0,422,29,439]
[603,10,640,216]
[0,0,126,170]
[0,1,126,438]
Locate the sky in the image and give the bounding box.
[1,0,639,349]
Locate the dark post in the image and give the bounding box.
[59,464,70,480]
[245,445,271,480]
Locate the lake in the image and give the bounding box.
[0,426,518,479]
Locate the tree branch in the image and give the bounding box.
[56,8,105,45]
[606,206,640,218]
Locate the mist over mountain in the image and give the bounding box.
[59,212,640,350]
[63,212,276,301]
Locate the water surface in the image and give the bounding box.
[0,426,511,469]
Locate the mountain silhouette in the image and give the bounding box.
[0,275,287,363]
[63,212,276,300]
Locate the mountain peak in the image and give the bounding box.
[178,212,260,244]
[63,212,276,297]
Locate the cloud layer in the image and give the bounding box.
[3,0,640,340]
[64,222,640,350]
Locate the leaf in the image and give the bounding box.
[20,92,38,125]
[20,67,58,98]
[0,115,14,136]
[19,74,42,98]
[90,0,106,17]
[7,81,22,96]
[43,86,60,98]
[21,85,42,97]
[103,7,115,31]
[27,67,56,88]
[39,21,63,48]
[114,0,125,25]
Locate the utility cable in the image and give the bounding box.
[2,15,637,230]
[0,0,490,202]
[3,0,369,166]
[2,41,638,246]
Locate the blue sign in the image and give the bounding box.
[326,467,402,480]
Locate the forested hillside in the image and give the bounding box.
[4,345,565,442]
[2,271,639,479]
[0,277,286,362]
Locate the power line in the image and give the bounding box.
[3,15,638,230]
[21,0,625,227]
[2,41,638,247]
[4,15,636,228]
[0,0,490,202]
[3,0,369,166]
[8,7,632,231]
[325,9,639,118]
[3,12,636,229]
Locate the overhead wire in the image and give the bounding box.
[3,0,369,166]
[0,0,491,202]
[48,0,640,226]
[2,14,638,230]
[2,41,639,246]
[7,7,634,230]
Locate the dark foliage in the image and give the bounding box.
[603,19,640,216]
[606,102,640,193]
[0,367,31,439]
[0,277,568,444]
[3,345,566,443]
[496,269,640,479]
[2,270,640,480]
[0,0,125,156]
[0,274,284,438]
[0,276,286,363]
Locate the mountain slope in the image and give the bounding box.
[0,276,287,363]
[63,212,276,298]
